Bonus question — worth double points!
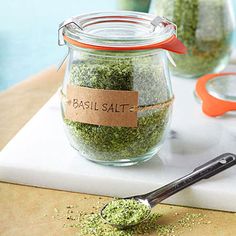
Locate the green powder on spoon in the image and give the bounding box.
[101,199,151,227]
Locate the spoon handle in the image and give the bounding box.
[144,153,236,208]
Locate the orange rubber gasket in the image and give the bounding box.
[63,34,187,54]
[196,72,236,117]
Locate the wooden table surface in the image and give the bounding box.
[0,67,236,236]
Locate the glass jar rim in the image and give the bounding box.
[59,11,177,48]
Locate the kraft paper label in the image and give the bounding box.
[65,85,138,127]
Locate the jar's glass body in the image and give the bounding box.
[151,0,235,78]
[61,47,173,166]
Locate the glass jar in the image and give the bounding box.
[58,12,186,166]
[150,0,235,78]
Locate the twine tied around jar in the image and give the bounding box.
[60,89,174,112]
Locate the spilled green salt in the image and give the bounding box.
[80,212,162,236]
[51,201,210,236]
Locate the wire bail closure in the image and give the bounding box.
[150,16,177,36]
[58,17,83,46]
[150,17,178,67]
[57,18,83,70]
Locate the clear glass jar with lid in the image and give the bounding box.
[58,11,186,166]
[150,0,235,78]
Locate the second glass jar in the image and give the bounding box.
[151,0,235,78]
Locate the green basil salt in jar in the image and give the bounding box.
[151,0,235,78]
[58,12,186,166]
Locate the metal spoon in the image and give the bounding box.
[101,153,236,228]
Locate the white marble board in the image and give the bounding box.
[0,65,236,212]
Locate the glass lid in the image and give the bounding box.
[206,74,236,102]
[58,11,176,48]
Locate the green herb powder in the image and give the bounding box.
[52,201,210,236]
[80,212,162,236]
[63,52,172,162]
[157,0,234,77]
[102,199,150,226]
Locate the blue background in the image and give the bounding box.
[0,0,235,91]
